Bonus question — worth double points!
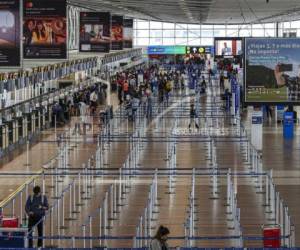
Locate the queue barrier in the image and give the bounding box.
[0,70,296,248]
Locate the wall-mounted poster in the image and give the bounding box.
[23,0,67,59]
[245,38,300,104]
[79,12,111,53]
[123,18,133,49]
[111,15,123,50]
[0,0,20,67]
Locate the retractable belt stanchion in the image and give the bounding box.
[210,139,219,199]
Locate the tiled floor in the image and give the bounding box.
[0,84,299,248]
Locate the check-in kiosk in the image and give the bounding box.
[0,117,7,155]
[7,116,14,148]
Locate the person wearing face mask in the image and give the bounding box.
[150,226,170,250]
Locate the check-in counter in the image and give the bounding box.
[1,122,9,151]
[7,119,14,146]
[16,116,23,143]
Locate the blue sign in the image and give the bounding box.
[147,46,186,55]
[283,111,294,138]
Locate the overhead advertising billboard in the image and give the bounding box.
[123,18,133,49]
[111,15,123,50]
[147,46,186,55]
[245,38,300,103]
[0,0,20,67]
[79,12,111,53]
[215,37,243,57]
[23,0,67,59]
[186,46,214,55]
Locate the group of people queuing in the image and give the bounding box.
[52,81,107,134]
[113,59,211,122]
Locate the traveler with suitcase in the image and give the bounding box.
[25,186,49,248]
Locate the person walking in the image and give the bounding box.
[189,103,199,131]
[25,186,49,248]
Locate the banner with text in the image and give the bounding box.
[123,18,133,49]
[111,15,123,50]
[80,12,111,53]
[245,38,300,103]
[23,0,67,59]
[0,0,20,66]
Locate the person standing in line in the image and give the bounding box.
[89,90,98,115]
[123,80,129,100]
[25,186,49,248]
[150,226,170,250]
[79,101,89,134]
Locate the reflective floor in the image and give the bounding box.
[0,82,299,248]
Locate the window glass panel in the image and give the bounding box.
[214,29,225,37]
[176,29,188,37]
[252,24,264,29]
[214,25,225,29]
[239,29,251,37]
[150,30,162,37]
[201,24,213,29]
[163,38,175,45]
[163,29,175,37]
[175,38,187,45]
[136,30,149,37]
[201,29,213,37]
[265,23,275,29]
[201,38,213,45]
[252,29,264,37]
[188,30,201,38]
[176,23,187,29]
[136,20,149,29]
[265,29,275,37]
[227,29,239,37]
[291,20,300,28]
[150,21,162,29]
[136,38,149,46]
[283,22,291,29]
[163,22,175,29]
[149,38,162,45]
[188,24,200,30]
[227,24,238,29]
[187,38,201,45]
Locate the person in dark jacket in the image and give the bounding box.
[25,186,49,248]
[189,103,199,131]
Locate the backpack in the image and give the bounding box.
[30,195,45,204]
[165,81,172,92]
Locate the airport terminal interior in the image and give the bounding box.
[1,0,300,249]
